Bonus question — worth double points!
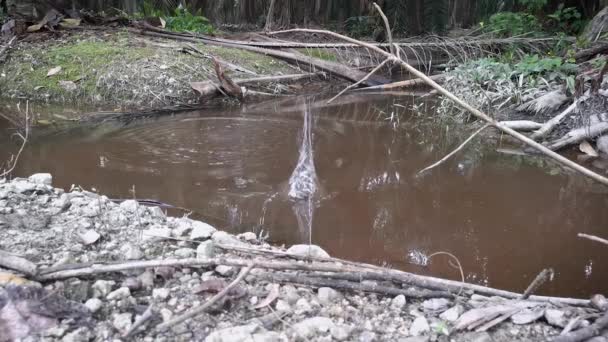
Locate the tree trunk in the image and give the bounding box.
[264,0,276,31]
[584,4,608,42]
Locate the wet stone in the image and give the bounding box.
[318,287,342,305]
[422,298,451,312]
[112,312,133,332]
[84,298,102,313]
[391,294,407,309]
[439,305,464,322]
[215,265,234,277]
[106,287,130,300]
[545,309,568,328]
[410,317,430,336]
[196,240,215,259]
[359,331,377,342]
[286,244,330,258]
[119,199,139,213]
[92,280,115,298]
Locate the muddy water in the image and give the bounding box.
[1,94,607,298]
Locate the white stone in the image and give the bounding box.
[439,305,463,322]
[422,298,451,312]
[295,298,312,313]
[212,231,246,247]
[391,295,407,309]
[152,288,170,300]
[317,287,342,305]
[292,317,335,338]
[160,308,173,322]
[237,232,257,241]
[215,265,234,276]
[197,240,216,259]
[190,221,216,240]
[112,312,133,332]
[204,323,261,342]
[78,229,100,245]
[106,287,131,300]
[13,180,36,193]
[119,199,139,213]
[410,317,430,336]
[84,298,102,313]
[545,309,567,328]
[121,243,144,260]
[275,300,291,312]
[330,326,351,341]
[286,244,329,258]
[174,248,196,258]
[62,327,91,342]
[29,173,52,185]
[142,227,172,242]
[92,280,115,298]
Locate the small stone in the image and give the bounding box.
[295,298,312,313]
[330,326,351,341]
[190,221,216,240]
[62,327,91,342]
[391,295,407,309]
[112,312,133,332]
[29,173,52,185]
[215,265,234,277]
[78,229,100,245]
[160,308,173,322]
[142,227,172,242]
[92,280,115,298]
[121,243,144,260]
[410,317,430,336]
[148,206,165,219]
[237,232,257,241]
[13,181,36,193]
[44,326,66,338]
[197,240,216,259]
[422,298,451,312]
[286,244,330,258]
[463,332,494,342]
[211,231,246,247]
[292,317,335,338]
[204,323,261,342]
[545,309,567,328]
[439,305,464,322]
[275,300,291,312]
[84,298,102,313]
[107,287,130,300]
[359,331,377,342]
[174,248,196,258]
[318,287,342,305]
[119,199,140,213]
[586,337,608,342]
[597,135,608,155]
[591,294,608,311]
[398,337,429,342]
[138,270,155,289]
[153,288,170,300]
[59,80,78,92]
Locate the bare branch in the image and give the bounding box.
[578,233,608,246]
[327,58,392,104]
[372,3,394,55]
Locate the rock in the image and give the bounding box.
[13,180,36,193]
[204,323,261,342]
[215,265,234,277]
[591,294,608,311]
[29,173,52,185]
[422,298,451,312]
[106,287,130,300]
[238,232,257,241]
[292,317,335,338]
[59,80,78,92]
[121,277,142,291]
[174,248,196,258]
[398,337,429,342]
[439,305,464,322]
[77,229,100,245]
[359,331,377,342]
[275,300,291,312]
[212,231,246,247]
[295,298,312,313]
[597,135,608,155]
[586,337,608,342]
[148,206,165,219]
[160,308,173,322]
[112,312,133,332]
[190,221,216,240]
[286,244,329,258]
[330,325,351,341]
[121,243,144,260]
[138,270,155,289]
[462,332,494,342]
[119,199,139,213]
[44,326,67,338]
[391,295,407,309]
[152,288,170,300]
[410,317,430,336]
[84,298,102,313]
[197,240,216,259]
[63,279,91,302]
[92,280,115,298]
[317,287,342,305]
[545,309,568,328]
[142,227,172,242]
[511,308,545,325]
[62,327,92,342]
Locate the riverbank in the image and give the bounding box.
[0,174,605,342]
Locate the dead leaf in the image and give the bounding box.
[46,66,62,77]
[0,273,30,286]
[580,141,599,157]
[254,284,279,309]
[160,17,166,28]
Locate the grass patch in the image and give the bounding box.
[299,49,338,62]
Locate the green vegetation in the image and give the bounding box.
[164,7,214,34]
[484,12,541,36]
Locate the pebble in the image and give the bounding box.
[591,294,608,311]
[92,280,115,298]
[318,287,342,305]
[330,325,351,341]
[545,309,568,328]
[121,243,144,260]
[196,240,216,259]
[292,317,335,338]
[463,332,494,342]
[29,173,52,185]
[391,294,407,309]
[398,337,429,342]
[190,221,216,240]
[215,265,234,276]
[237,232,257,241]
[295,298,313,313]
[84,298,103,313]
[106,287,131,300]
[62,327,91,342]
[439,305,464,322]
[119,199,139,213]
[211,231,246,247]
[160,308,173,322]
[142,226,172,242]
[174,248,196,258]
[78,229,101,245]
[204,323,261,342]
[359,331,377,342]
[152,288,171,300]
[286,244,330,258]
[422,298,451,312]
[410,317,430,336]
[275,300,291,312]
[112,312,133,332]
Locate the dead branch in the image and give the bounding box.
[417,124,490,175]
[124,304,155,338]
[578,233,608,246]
[355,73,446,91]
[552,311,608,342]
[546,121,608,151]
[1,104,29,178]
[35,257,590,306]
[520,268,554,300]
[268,25,608,187]
[428,251,465,296]
[501,120,544,131]
[156,263,254,332]
[0,249,37,277]
[213,57,243,99]
[327,58,392,103]
[574,42,608,63]
[531,99,582,141]
[372,3,394,55]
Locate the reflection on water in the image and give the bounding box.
[1,94,607,297]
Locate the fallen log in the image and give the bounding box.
[190,72,324,97]
[531,98,585,141]
[501,120,544,131]
[574,42,608,63]
[355,73,446,91]
[546,121,608,151]
[552,311,608,342]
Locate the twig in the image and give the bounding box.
[552,311,608,342]
[0,249,37,277]
[578,233,608,246]
[1,102,29,178]
[428,251,465,296]
[327,58,392,104]
[520,268,554,300]
[417,124,490,175]
[156,263,254,332]
[372,3,394,55]
[354,73,446,91]
[268,25,608,186]
[123,304,155,338]
[0,36,16,61]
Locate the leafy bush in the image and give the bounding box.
[517,0,547,12]
[484,12,542,36]
[547,4,585,35]
[164,7,214,34]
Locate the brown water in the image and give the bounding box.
[1,94,607,298]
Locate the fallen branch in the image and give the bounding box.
[1,103,29,178]
[552,311,608,342]
[520,268,554,300]
[417,124,490,175]
[574,41,608,63]
[124,304,155,337]
[531,99,582,141]
[267,24,608,186]
[156,263,254,332]
[578,233,608,246]
[327,58,392,104]
[372,3,394,55]
[546,121,608,151]
[355,73,446,92]
[501,120,544,131]
[0,250,37,277]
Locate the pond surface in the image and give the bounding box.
[1,94,607,298]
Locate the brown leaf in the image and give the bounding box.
[580,140,599,157]
[254,284,279,309]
